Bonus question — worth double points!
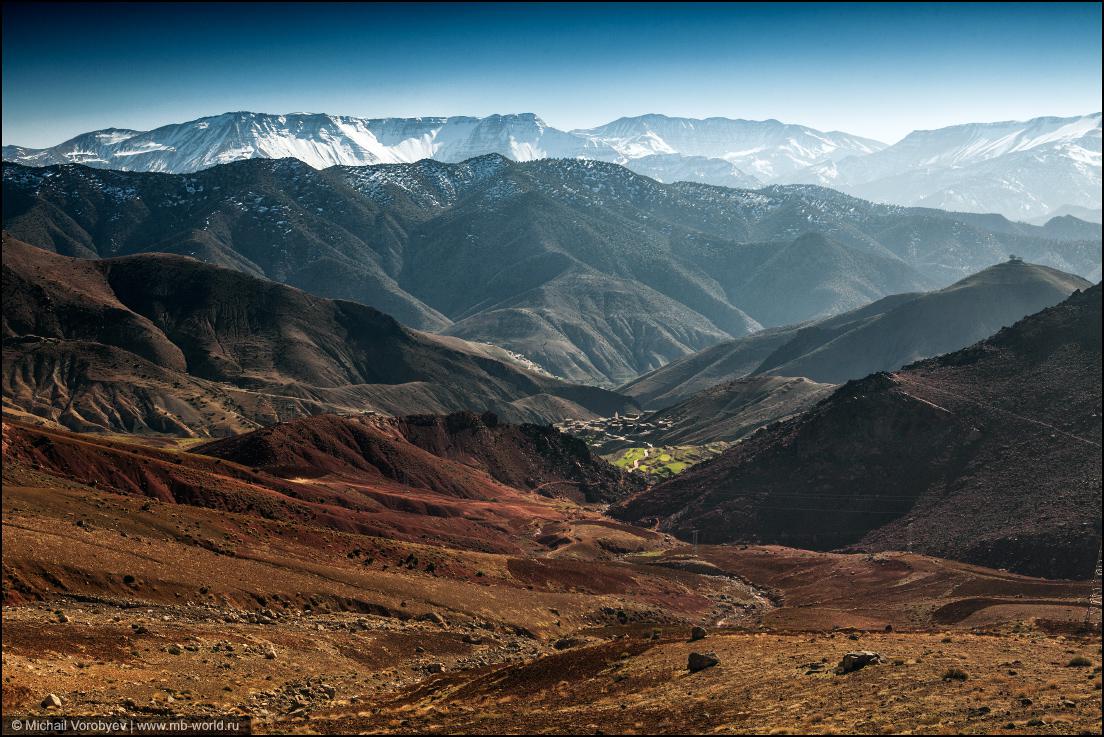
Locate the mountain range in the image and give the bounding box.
[5,110,1099,220]
[2,235,635,436]
[622,260,1092,407]
[613,284,1103,579]
[5,157,1099,386]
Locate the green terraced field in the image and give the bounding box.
[605,442,730,480]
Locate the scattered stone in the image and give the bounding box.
[690,626,707,642]
[835,651,882,675]
[426,663,444,673]
[263,646,277,660]
[41,694,62,709]
[687,652,720,673]
[166,644,183,656]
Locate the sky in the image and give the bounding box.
[2,2,1101,147]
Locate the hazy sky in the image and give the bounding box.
[3,2,1101,147]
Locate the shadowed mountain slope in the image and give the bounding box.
[613,285,1103,579]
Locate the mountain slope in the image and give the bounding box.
[643,375,836,446]
[755,260,1091,383]
[196,411,642,504]
[5,157,1100,385]
[0,412,635,554]
[613,285,1103,579]
[623,261,1091,406]
[1,235,636,435]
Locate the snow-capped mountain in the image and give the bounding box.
[575,114,886,180]
[802,113,1102,220]
[0,112,620,173]
[620,153,762,188]
[4,111,1100,220]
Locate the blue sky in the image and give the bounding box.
[3,2,1101,147]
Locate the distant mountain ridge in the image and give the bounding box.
[5,110,1099,219]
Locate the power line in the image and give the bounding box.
[894,374,1102,449]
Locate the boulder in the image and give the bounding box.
[687,651,720,672]
[835,651,882,674]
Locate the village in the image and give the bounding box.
[556,412,730,480]
[554,411,676,455]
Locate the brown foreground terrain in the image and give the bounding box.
[2,423,1100,735]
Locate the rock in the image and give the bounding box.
[41,693,62,709]
[687,652,720,672]
[835,651,882,674]
[553,637,587,650]
[263,646,277,660]
[426,662,444,673]
[418,612,446,626]
[690,626,707,642]
[166,644,183,656]
[462,634,483,645]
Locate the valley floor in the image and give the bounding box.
[2,475,1100,734]
[3,605,1100,735]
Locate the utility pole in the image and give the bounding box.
[1085,542,1102,631]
